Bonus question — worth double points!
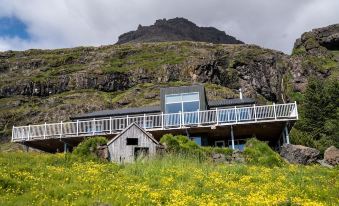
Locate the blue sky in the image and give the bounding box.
[0,0,338,53]
[0,17,29,39]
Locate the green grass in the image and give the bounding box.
[102,44,189,74]
[0,152,338,205]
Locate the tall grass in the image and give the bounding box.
[0,152,338,205]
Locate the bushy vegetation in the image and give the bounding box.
[244,138,285,167]
[291,77,339,152]
[160,134,233,160]
[72,136,107,160]
[0,152,338,205]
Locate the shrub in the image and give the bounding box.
[72,136,108,160]
[244,138,285,167]
[160,134,233,160]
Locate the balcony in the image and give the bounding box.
[12,102,298,142]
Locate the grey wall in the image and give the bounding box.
[160,84,207,112]
[108,124,158,163]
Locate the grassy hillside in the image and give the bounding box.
[0,152,338,205]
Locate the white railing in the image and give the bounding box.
[12,102,298,142]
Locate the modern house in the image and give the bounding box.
[12,85,298,153]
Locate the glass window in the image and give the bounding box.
[165,92,200,114]
[182,93,199,101]
[183,101,199,112]
[165,94,181,104]
[165,103,182,113]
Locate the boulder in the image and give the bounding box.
[212,153,226,163]
[280,144,320,164]
[96,145,109,160]
[323,146,339,166]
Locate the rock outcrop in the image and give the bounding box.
[323,146,339,166]
[116,18,243,45]
[280,144,320,164]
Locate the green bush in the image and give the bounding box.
[160,134,233,160]
[244,138,285,167]
[72,136,108,160]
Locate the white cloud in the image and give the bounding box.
[0,0,338,53]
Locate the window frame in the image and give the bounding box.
[165,92,200,114]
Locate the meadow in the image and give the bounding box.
[0,152,338,206]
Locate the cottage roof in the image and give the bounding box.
[107,122,160,145]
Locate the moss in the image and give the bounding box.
[292,46,307,56]
[102,43,189,74]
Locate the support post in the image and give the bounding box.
[253,104,257,122]
[143,114,146,129]
[273,103,277,120]
[109,117,112,134]
[44,122,47,139]
[127,115,129,126]
[180,111,183,128]
[284,125,290,144]
[64,143,67,154]
[231,126,235,150]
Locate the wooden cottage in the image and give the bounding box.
[107,123,161,163]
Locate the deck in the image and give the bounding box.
[12,103,298,145]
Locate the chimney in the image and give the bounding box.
[239,88,243,100]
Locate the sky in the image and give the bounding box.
[0,0,338,54]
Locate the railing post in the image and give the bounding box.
[161,112,164,129]
[76,120,79,136]
[295,101,298,120]
[92,118,95,135]
[60,121,63,138]
[253,104,257,122]
[273,103,277,120]
[143,114,146,129]
[109,117,112,134]
[180,111,183,128]
[127,115,129,126]
[28,125,31,141]
[235,106,237,123]
[197,110,200,125]
[12,126,14,142]
[216,108,219,125]
[44,122,47,139]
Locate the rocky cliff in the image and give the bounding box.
[116,18,243,44]
[0,23,338,142]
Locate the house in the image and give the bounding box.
[107,123,161,163]
[12,84,298,152]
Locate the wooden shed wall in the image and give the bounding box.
[108,125,158,163]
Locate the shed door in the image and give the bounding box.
[134,147,149,160]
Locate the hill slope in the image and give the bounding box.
[0,24,338,148]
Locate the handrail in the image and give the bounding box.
[12,102,298,142]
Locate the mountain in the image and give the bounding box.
[116,18,243,44]
[0,23,338,150]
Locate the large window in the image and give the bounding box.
[165,92,200,113]
[165,92,200,125]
